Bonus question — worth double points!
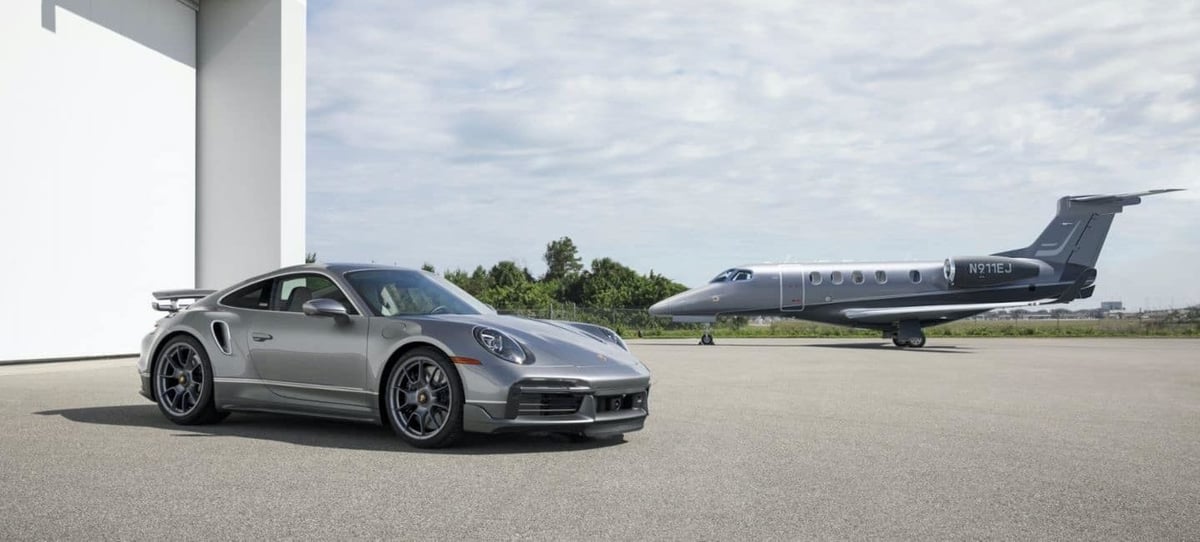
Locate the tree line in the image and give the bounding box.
[426,237,689,310]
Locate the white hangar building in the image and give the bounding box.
[0,0,307,361]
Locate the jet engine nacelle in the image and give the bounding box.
[944,256,1042,288]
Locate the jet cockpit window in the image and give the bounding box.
[709,269,736,283]
[731,270,753,281]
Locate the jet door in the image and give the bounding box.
[779,265,805,311]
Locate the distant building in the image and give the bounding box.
[1100,301,1125,311]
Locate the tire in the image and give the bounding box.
[153,335,224,425]
[907,335,927,348]
[892,336,908,347]
[699,333,715,346]
[384,347,465,449]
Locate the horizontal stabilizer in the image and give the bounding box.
[1067,189,1183,205]
[993,188,1183,268]
[843,299,1056,324]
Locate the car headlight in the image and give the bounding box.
[473,327,529,364]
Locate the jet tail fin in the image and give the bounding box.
[992,189,1183,270]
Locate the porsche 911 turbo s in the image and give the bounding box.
[137,263,650,448]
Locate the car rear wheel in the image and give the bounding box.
[153,335,225,425]
[385,348,464,448]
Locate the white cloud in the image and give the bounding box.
[308,0,1200,309]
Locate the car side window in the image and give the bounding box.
[273,274,358,315]
[221,279,273,310]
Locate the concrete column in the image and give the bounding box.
[196,0,306,289]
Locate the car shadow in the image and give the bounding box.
[35,404,627,455]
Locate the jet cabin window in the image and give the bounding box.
[809,271,822,285]
[875,270,887,284]
[851,271,864,285]
[909,270,922,284]
[830,271,843,285]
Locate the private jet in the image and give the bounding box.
[648,190,1182,347]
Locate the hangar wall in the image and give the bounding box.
[197,0,306,290]
[0,1,197,361]
[0,0,306,362]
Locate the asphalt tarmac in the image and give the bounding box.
[2,338,1198,540]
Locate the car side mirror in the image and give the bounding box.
[302,298,349,320]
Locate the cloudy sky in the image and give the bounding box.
[307,1,1199,310]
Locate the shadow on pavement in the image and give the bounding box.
[35,404,626,455]
[801,342,971,354]
[635,341,971,353]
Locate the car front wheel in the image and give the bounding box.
[384,347,465,448]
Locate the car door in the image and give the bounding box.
[246,272,370,406]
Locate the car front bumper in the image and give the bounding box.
[462,379,649,436]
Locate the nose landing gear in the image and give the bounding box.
[699,323,715,345]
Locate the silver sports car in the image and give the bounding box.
[137,263,650,448]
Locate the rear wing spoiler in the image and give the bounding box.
[152,289,216,313]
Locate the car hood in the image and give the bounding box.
[423,314,639,368]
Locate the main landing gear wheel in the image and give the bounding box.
[154,335,226,425]
[385,347,464,449]
[892,334,927,348]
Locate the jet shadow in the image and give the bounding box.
[35,404,626,455]
[635,341,970,353]
[800,342,970,354]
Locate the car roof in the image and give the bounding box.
[274,262,417,274]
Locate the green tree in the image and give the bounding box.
[543,237,583,281]
[421,262,436,273]
[445,266,492,296]
[633,270,688,308]
[478,281,555,310]
[580,257,641,308]
[489,261,528,289]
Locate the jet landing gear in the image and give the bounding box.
[891,334,926,348]
[889,321,926,348]
[699,323,715,345]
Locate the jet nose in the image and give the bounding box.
[648,297,675,316]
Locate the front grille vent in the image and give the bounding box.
[516,393,583,417]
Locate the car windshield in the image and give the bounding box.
[344,269,495,317]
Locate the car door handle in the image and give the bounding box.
[251,332,273,342]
